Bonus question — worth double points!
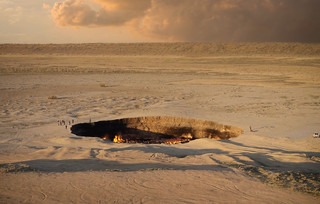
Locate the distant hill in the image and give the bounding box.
[1,43,320,56]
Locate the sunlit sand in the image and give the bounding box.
[0,43,319,203]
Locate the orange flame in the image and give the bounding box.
[102,134,109,140]
[113,135,125,143]
[164,138,188,144]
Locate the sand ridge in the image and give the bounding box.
[1,42,320,56]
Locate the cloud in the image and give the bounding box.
[0,4,23,24]
[51,0,150,27]
[42,3,51,10]
[51,0,320,42]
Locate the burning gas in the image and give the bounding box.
[164,138,190,144]
[102,134,109,140]
[113,135,125,143]
[111,135,190,144]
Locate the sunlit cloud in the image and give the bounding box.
[8,0,316,43]
[51,0,150,27]
[42,3,51,10]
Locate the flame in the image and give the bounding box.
[108,134,190,144]
[164,138,189,144]
[113,135,125,143]
[102,134,109,140]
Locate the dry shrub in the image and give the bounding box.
[0,163,34,173]
[48,95,58,99]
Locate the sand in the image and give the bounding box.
[0,43,320,203]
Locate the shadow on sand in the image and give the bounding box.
[1,138,319,196]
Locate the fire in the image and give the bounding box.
[102,134,109,140]
[103,134,190,144]
[164,138,189,144]
[113,135,125,143]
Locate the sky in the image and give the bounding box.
[1,0,320,43]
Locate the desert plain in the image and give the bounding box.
[0,43,320,203]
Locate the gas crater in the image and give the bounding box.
[71,116,243,144]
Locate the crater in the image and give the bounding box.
[71,116,243,144]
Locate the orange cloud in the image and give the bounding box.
[51,0,150,27]
[51,0,320,42]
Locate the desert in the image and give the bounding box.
[0,43,320,203]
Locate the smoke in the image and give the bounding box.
[51,0,320,42]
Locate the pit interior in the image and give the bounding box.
[71,116,243,144]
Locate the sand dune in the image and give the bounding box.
[0,43,319,203]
